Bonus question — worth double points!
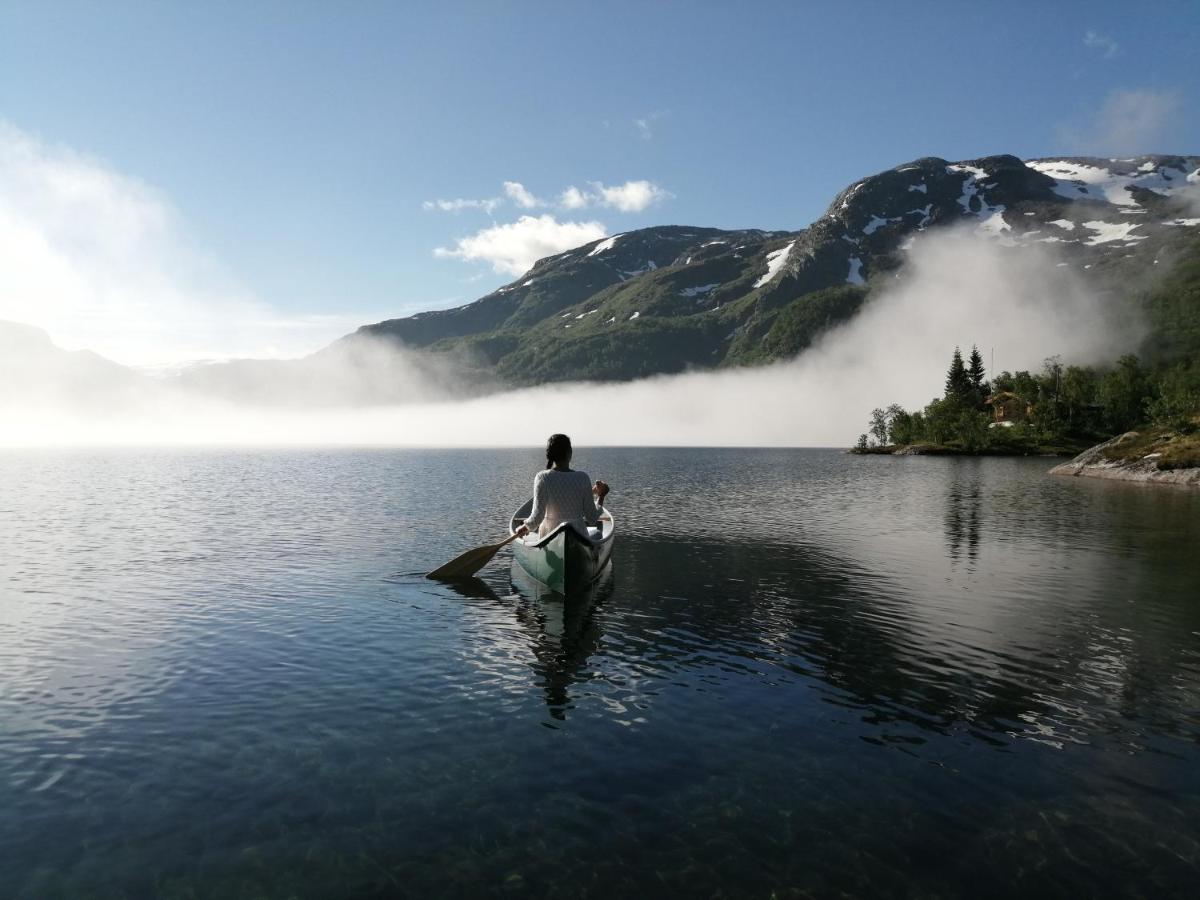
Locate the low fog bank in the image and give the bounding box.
[0,329,484,416]
[1,230,1144,447]
[171,333,482,406]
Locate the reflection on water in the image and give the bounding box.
[0,448,1198,897]
[944,462,982,564]
[440,565,611,722]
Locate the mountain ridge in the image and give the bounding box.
[346,153,1199,385]
[4,153,1197,408]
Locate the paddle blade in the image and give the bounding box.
[427,534,518,580]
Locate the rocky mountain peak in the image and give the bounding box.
[337,152,1198,386]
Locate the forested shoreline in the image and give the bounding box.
[854,346,1200,466]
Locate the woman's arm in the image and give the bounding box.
[522,472,547,534]
[583,474,608,525]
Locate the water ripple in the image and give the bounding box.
[1,448,1198,897]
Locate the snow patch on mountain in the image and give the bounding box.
[977,206,1011,235]
[949,164,989,180]
[680,283,719,298]
[948,164,990,212]
[753,241,795,288]
[588,235,620,257]
[846,257,865,285]
[1028,160,1130,204]
[1082,221,1145,245]
[908,204,933,228]
[1027,159,1199,208]
[619,260,658,279]
[863,216,891,235]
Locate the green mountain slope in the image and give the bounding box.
[344,154,1200,386]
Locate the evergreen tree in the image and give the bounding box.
[945,347,973,402]
[968,345,986,392]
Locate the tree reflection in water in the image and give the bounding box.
[944,461,983,566]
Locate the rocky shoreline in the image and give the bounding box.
[1050,432,1200,487]
[851,443,1080,458]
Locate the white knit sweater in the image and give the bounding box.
[523,469,603,534]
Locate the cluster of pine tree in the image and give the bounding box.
[855,346,1200,454]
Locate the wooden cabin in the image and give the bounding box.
[986,391,1032,425]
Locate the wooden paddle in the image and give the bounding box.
[426,532,522,580]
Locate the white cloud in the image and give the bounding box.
[503,181,542,209]
[0,121,360,366]
[422,181,542,213]
[428,179,671,217]
[1056,88,1181,156]
[434,214,606,276]
[1083,30,1120,59]
[422,196,501,214]
[559,185,590,210]
[591,179,671,212]
[555,180,671,212]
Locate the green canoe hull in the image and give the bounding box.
[510,501,614,594]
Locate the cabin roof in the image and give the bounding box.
[985,391,1028,405]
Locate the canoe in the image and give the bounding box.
[509,500,615,594]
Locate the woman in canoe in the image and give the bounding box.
[515,434,610,539]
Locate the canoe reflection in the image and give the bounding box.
[436,563,613,722]
[510,562,612,721]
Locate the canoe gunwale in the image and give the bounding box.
[508,500,615,549]
[508,499,614,593]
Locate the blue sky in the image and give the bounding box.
[1,0,1197,363]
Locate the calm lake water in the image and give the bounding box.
[1,447,1198,898]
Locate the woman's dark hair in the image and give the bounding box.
[545,433,572,469]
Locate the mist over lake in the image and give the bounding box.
[4,3,1200,896]
[3,447,1197,898]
